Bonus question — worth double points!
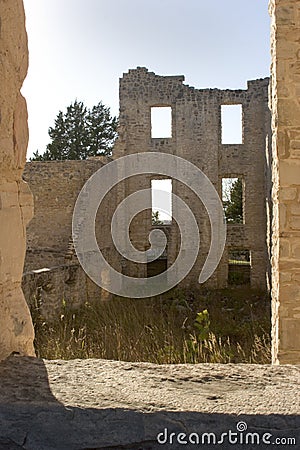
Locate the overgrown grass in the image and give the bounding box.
[31,288,271,364]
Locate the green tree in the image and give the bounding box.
[224,178,243,223]
[152,211,163,225]
[31,100,117,161]
[87,102,118,157]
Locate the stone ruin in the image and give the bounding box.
[22,72,271,308]
[0,0,35,360]
[111,69,271,290]
[0,0,299,364]
[21,73,271,317]
[269,0,300,364]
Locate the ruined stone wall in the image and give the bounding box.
[22,264,107,320]
[23,158,119,314]
[24,69,271,294]
[114,68,271,290]
[23,159,106,271]
[0,0,35,360]
[1,0,299,365]
[270,0,300,364]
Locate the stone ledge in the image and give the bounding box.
[0,356,299,449]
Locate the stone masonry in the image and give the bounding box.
[24,71,272,296]
[270,0,300,364]
[0,0,299,366]
[113,68,271,290]
[23,159,105,271]
[0,0,35,360]
[22,158,118,317]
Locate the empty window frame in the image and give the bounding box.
[221,104,243,144]
[228,249,251,285]
[151,106,172,138]
[151,179,172,225]
[222,177,244,224]
[147,258,168,277]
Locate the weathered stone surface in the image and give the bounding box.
[22,264,109,319]
[0,0,35,360]
[23,160,106,271]
[0,356,299,449]
[23,72,271,295]
[270,0,300,364]
[110,70,272,291]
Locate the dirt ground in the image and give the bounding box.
[0,356,299,449]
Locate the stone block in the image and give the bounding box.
[291,203,300,215]
[277,39,298,59]
[279,187,297,200]
[278,99,300,126]
[276,5,295,26]
[0,286,35,359]
[279,160,300,185]
[279,203,287,229]
[291,243,300,258]
[280,318,300,350]
[279,271,292,283]
[290,215,300,230]
[292,270,300,282]
[282,281,300,301]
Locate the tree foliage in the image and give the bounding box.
[152,211,163,225]
[224,178,243,223]
[31,100,117,161]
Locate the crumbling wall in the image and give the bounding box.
[22,264,106,319]
[270,0,300,364]
[23,158,118,313]
[0,0,35,360]
[23,159,106,270]
[114,68,271,290]
[24,69,271,294]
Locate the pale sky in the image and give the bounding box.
[22,0,270,159]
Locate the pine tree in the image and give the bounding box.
[60,100,89,160]
[30,100,117,161]
[87,102,118,157]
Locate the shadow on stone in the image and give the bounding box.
[0,356,299,450]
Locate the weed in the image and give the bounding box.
[31,288,271,364]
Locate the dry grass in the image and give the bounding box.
[31,287,271,364]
